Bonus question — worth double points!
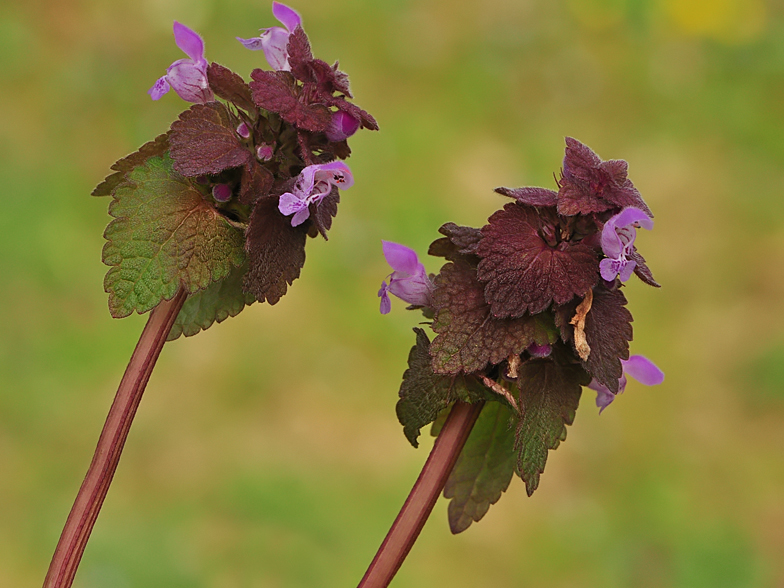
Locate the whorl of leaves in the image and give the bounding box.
[250,70,332,132]
[169,102,250,176]
[430,261,557,375]
[514,358,588,495]
[477,203,599,318]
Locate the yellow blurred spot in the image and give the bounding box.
[568,0,627,30]
[664,0,766,43]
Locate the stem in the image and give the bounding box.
[357,400,485,588]
[43,289,187,588]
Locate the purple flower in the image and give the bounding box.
[212,183,232,202]
[278,161,353,226]
[589,355,664,413]
[378,241,433,314]
[237,2,302,71]
[599,207,653,282]
[148,22,214,103]
[325,111,361,142]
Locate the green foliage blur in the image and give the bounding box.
[2,0,783,586]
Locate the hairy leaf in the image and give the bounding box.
[428,222,482,262]
[495,186,558,207]
[167,263,255,341]
[207,62,256,113]
[239,161,274,205]
[397,328,487,447]
[92,133,169,197]
[514,359,587,495]
[287,27,315,83]
[477,203,599,317]
[444,401,517,533]
[310,186,339,239]
[243,196,307,304]
[250,70,331,132]
[169,102,250,176]
[557,137,653,217]
[103,154,246,318]
[582,286,633,393]
[630,248,660,287]
[430,261,557,375]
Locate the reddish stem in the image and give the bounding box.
[357,400,485,588]
[43,289,187,588]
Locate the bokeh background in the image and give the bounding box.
[2,0,784,586]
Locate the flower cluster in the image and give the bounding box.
[98,3,378,318]
[384,138,664,531]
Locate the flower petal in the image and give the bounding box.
[148,75,171,100]
[173,22,206,64]
[613,206,653,231]
[621,355,664,386]
[167,60,213,103]
[382,241,421,275]
[236,36,266,50]
[290,207,311,226]
[313,161,354,190]
[261,26,292,70]
[272,2,302,32]
[278,191,307,216]
[388,274,432,307]
[378,282,392,314]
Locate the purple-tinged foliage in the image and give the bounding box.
[477,203,599,317]
[278,161,353,227]
[557,138,652,217]
[237,2,302,71]
[149,22,214,104]
[590,354,664,413]
[428,223,483,263]
[495,186,558,208]
[378,242,433,314]
[599,207,653,282]
[206,62,256,114]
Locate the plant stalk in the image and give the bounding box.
[43,289,187,588]
[357,400,485,588]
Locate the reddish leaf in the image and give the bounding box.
[430,261,557,375]
[250,69,331,132]
[328,96,379,131]
[243,196,307,304]
[495,186,558,207]
[207,62,256,113]
[169,102,250,176]
[428,223,482,263]
[477,203,599,318]
[582,286,633,393]
[92,133,170,196]
[239,161,274,205]
[630,247,660,287]
[557,137,653,217]
[310,186,339,240]
[287,27,315,82]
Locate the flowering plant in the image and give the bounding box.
[378,138,663,537]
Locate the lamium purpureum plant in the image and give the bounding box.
[43,5,377,588]
[359,138,664,587]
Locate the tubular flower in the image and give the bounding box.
[599,207,653,282]
[325,111,361,142]
[588,355,664,413]
[378,241,434,314]
[148,22,214,103]
[278,161,353,226]
[237,2,302,71]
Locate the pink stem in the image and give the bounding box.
[43,289,187,588]
[357,400,485,588]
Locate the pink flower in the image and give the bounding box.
[589,355,664,413]
[278,161,353,226]
[599,207,653,282]
[378,242,433,314]
[148,22,214,103]
[237,2,302,71]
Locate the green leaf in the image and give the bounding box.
[102,154,246,318]
[396,328,486,448]
[167,263,256,341]
[444,401,517,534]
[514,359,588,496]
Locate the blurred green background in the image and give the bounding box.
[2,0,784,586]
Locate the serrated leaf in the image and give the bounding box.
[102,154,246,318]
[476,202,599,318]
[207,62,256,113]
[582,286,633,393]
[239,160,274,205]
[92,133,170,197]
[167,262,256,341]
[397,328,487,447]
[444,401,517,533]
[514,359,588,495]
[557,137,652,217]
[243,195,307,304]
[428,222,482,263]
[495,186,558,207]
[430,261,557,375]
[629,247,660,287]
[169,102,250,177]
[249,69,331,132]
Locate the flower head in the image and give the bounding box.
[599,207,653,282]
[148,22,214,103]
[278,161,353,226]
[589,354,664,413]
[326,111,361,142]
[237,2,302,71]
[378,241,433,314]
